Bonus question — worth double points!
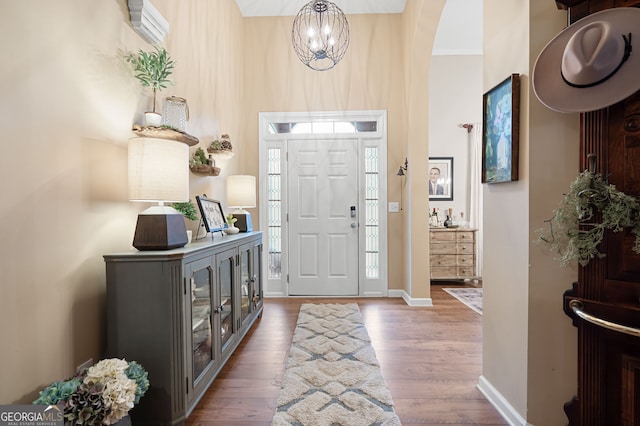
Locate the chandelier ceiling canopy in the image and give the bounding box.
[291,0,349,71]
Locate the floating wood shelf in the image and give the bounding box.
[190,164,220,176]
[132,125,199,146]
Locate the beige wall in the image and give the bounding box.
[429,54,483,221]
[402,0,446,300]
[242,12,409,292]
[0,0,245,404]
[482,0,579,424]
[1,1,578,422]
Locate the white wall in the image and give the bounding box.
[480,1,579,424]
[429,54,482,222]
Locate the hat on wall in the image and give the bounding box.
[533,7,640,113]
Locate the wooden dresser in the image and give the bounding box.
[429,228,478,280]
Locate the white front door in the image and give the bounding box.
[287,138,359,295]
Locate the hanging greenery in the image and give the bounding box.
[539,170,640,267]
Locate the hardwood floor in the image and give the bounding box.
[186,284,506,425]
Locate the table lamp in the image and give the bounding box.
[226,175,256,232]
[129,137,189,250]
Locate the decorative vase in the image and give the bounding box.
[144,112,162,127]
[224,226,239,235]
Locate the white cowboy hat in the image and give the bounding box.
[533,7,640,113]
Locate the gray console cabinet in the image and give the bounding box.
[104,232,263,425]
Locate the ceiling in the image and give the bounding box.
[234,0,482,55]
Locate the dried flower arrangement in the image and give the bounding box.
[539,170,640,266]
[33,359,149,425]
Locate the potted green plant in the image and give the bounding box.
[126,46,175,127]
[224,213,239,235]
[173,199,204,242]
[207,134,234,160]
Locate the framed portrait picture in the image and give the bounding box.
[428,157,453,201]
[482,73,520,184]
[195,195,227,233]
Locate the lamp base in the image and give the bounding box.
[133,206,188,250]
[232,211,253,232]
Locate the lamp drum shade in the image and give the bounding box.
[227,175,256,232]
[128,137,189,202]
[128,137,189,250]
[226,175,256,208]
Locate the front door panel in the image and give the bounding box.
[287,138,359,296]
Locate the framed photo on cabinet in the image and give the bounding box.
[482,73,520,183]
[195,195,227,233]
[429,157,453,201]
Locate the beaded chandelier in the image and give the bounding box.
[292,0,349,71]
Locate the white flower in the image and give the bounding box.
[84,358,138,425]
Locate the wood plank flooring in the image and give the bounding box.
[186,284,506,425]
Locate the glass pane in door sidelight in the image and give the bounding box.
[191,266,213,381]
[218,255,234,350]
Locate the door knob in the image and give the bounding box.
[351,223,357,228]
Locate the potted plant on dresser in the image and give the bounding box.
[173,199,206,242]
[126,46,175,127]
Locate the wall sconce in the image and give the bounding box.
[227,175,256,232]
[397,158,408,176]
[129,137,189,250]
[397,158,408,210]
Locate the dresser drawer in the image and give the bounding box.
[430,254,457,267]
[457,255,474,266]
[457,266,476,277]
[431,266,457,278]
[430,242,457,254]
[457,243,474,255]
[430,231,456,242]
[457,232,475,242]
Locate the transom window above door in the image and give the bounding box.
[268,120,378,135]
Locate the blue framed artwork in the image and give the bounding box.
[482,74,520,183]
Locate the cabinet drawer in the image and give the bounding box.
[431,266,457,278]
[457,243,474,254]
[430,242,457,254]
[457,266,475,277]
[457,255,474,266]
[430,254,457,267]
[457,232,475,242]
[430,231,456,242]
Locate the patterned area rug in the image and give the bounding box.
[272,303,401,426]
[443,287,483,315]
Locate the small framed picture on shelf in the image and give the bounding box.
[195,195,227,233]
[429,157,453,201]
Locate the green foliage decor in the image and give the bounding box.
[226,214,237,226]
[126,46,175,113]
[539,170,640,266]
[173,199,198,221]
[190,147,209,166]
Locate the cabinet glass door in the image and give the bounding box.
[251,241,263,312]
[239,245,251,325]
[217,250,235,351]
[190,264,213,383]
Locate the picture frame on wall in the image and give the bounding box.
[429,157,453,201]
[195,195,227,233]
[482,73,520,183]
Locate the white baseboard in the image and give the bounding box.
[477,375,529,426]
[388,289,433,307]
